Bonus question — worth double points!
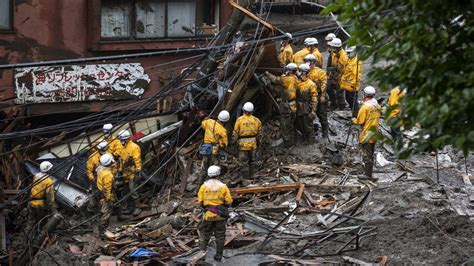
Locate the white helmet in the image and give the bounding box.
[303,37,318,46]
[40,161,53,173]
[285,63,298,71]
[304,54,317,63]
[325,33,336,41]
[284,32,292,40]
[363,86,376,96]
[242,102,254,113]
[100,153,114,167]
[103,123,113,133]
[345,46,356,53]
[328,38,342,48]
[298,63,311,73]
[218,110,230,122]
[207,165,221,177]
[117,129,131,140]
[96,141,108,152]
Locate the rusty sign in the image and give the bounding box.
[14,63,151,103]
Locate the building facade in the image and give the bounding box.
[0,0,231,115]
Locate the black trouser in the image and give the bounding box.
[345,90,359,117]
[362,142,375,177]
[198,154,218,188]
[199,219,227,258]
[296,114,315,144]
[280,112,297,147]
[238,150,255,179]
[327,81,346,109]
[316,101,329,138]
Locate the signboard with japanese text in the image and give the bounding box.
[14,63,151,104]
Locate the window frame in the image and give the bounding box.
[100,0,217,41]
[0,0,14,32]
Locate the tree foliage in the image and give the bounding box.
[323,0,474,157]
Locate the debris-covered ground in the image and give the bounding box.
[5,109,473,265]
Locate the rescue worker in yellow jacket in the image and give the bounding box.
[233,102,262,180]
[96,123,124,161]
[340,46,363,117]
[293,37,322,67]
[96,153,115,235]
[352,86,381,181]
[304,54,329,139]
[387,86,406,143]
[327,38,349,110]
[198,165,232,262]
[29,161,57,230]
[278,33,294,67]
[199,110,230,187]
[86,141,109,212]
[296,63,318,144]
[265,63,299,147]
[116,129,141,216]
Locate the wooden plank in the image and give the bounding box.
[229,0,275,32]
[296,184,305,202]
[231,183,301,195]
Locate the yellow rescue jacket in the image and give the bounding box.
[353,98,381,143]
[281,74,298,112]
[296,78,318,114]
[30,173,56,208]
[120,140,142,182]
[278,43,294,66]
[93,135,123,159]
[233,114,262,151]
[328,49,349,83]
[198,179,233,221]
[340,56,363,92]
[201,119,228,155]
[308,66,328,102]
[387,87,405,119]
[96,165,114,203]
[86,152,101,183]
[293,47,323,67]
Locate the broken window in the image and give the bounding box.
[0,0,12,30]
[101,0,219,40]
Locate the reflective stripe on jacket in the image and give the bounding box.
[353,98,381,143]
[233,114,262,151]
[198,179,233,221]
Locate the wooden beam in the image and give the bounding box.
[296,184,305,202]
[231,183,301,195]
[229,0,275,32]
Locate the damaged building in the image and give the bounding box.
[1,0,473,265]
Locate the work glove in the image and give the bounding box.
[87,186,93,194]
